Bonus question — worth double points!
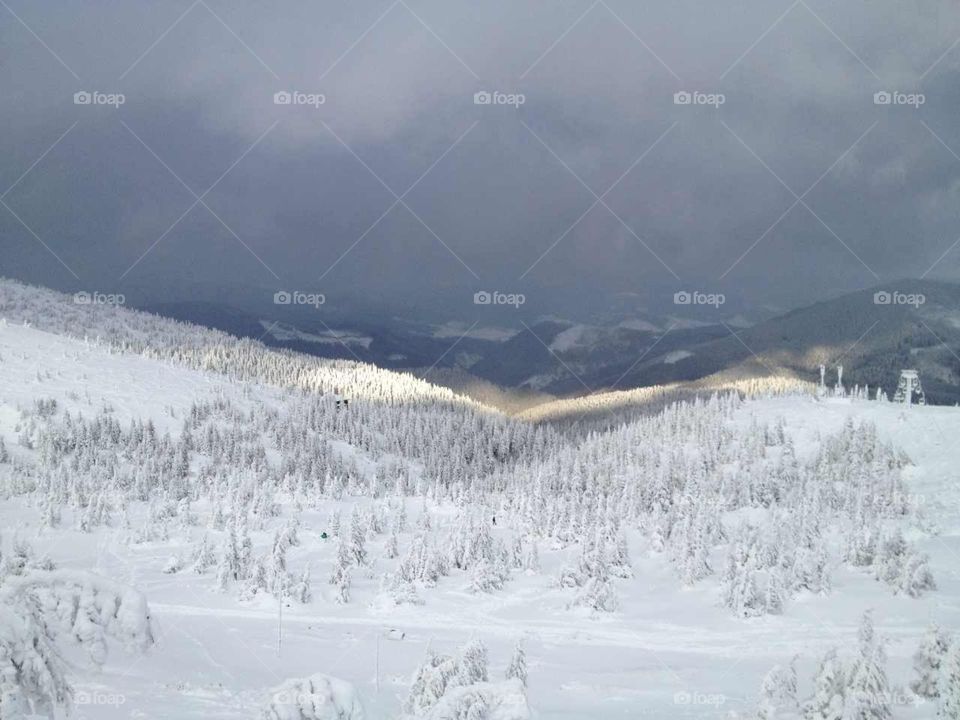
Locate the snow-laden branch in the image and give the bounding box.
[0,569,154,717]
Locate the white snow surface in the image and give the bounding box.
[0,300,958,719]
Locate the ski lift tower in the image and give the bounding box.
[893,369,926,406]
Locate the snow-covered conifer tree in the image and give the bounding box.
[846,610,891,720]
[292,565,312,604]
[803,648,845,720]
[940,641,960,719]
[457,639,489,686]
[348,510,367,566]
[898,552,936,597]
[267,532,288,599]
[505,640,527,688]
[0,570,154,717]
[191,533,216,574]
[911,624,950,699]
[757,659,798,719]
[384,529,399,560]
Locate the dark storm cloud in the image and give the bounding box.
[2,0,960,320]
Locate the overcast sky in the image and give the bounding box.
[2,0,960,322]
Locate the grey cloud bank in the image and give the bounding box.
[2,0,960,322]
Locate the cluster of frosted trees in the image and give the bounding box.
[259,639,528,720]
[2,370,936,620]
[491,399,933,615]
[756,613,960,719]
[0,537,154,718]
[404,639,528,718]
[0,278,490,407]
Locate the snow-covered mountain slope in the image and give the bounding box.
[516,374,815,430]
[0,278,488,408]
[0,321,254,435]
[0,279,958,720]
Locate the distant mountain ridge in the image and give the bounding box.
[615,279,960,404]
[141,280,960,406]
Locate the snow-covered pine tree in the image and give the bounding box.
[607,531,632,579]
[384,529,399,560]
[348,510,367,566]
[757,659,798,719]
[505,640,527,688]
[845,610,891,720]
[191,533,216,574]
[523,540,540,574]
[803,648,845,720]
[469,560,504,594]
[764,567,786,615]
[873,530,907,586]
[405,651,458,715]
[267,531,288,599]
[329,537,351,589]
[938,641,960,719]
[569,564,618,613]
[329,539,351,605]
[384,573,422,606]
[0,570,154,717]
[457,639,489,686]
[898,552,936,597]
[292,565,312,604]
[911,624,950,699]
